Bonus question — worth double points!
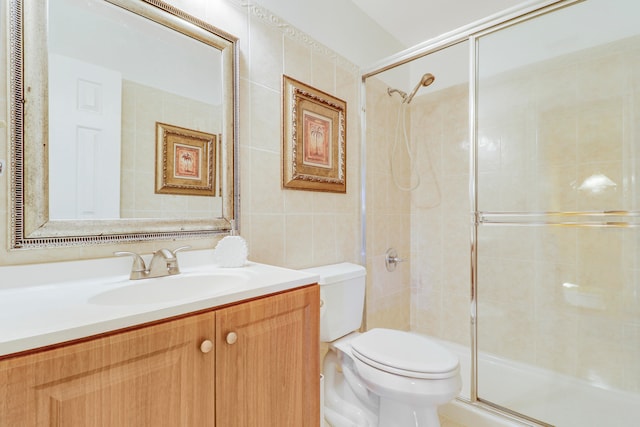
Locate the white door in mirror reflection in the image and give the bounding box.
[48,54,122,220]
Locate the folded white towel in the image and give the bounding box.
[214,235,248,268]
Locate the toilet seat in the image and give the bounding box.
[350,328,459,380]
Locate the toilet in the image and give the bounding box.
[303,262,461,427]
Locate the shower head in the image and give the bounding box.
[404,73,435,104]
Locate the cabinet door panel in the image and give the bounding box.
[0,312,215,427]
[216,286,320,427]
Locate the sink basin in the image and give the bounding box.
[89,272,249,306]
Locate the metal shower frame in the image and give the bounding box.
[359,0,584,425]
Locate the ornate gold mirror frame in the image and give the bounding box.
[8,0,239,249]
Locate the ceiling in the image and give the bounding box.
[251,0,533,67]
[349,0,528,47]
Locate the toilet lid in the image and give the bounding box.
[351,329,459,379]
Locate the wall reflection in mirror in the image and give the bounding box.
[49,0,223,221]
[9,0,238,248]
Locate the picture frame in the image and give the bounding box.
[155,122,216,196]
[282,75,347,193]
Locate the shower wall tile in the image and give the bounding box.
[576,51,627,103]
[405,33,640,394]
[365,78,412,331]
[407,82,471,347]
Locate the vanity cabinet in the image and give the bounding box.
[0,285,319,427]
[0,310,216,426]
[216,284,320,426]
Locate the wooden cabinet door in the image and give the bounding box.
[0,311,216,427]
[215,285,320,427]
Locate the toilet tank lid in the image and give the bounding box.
[301,262,366,285]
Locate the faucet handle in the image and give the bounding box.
[114,251,147,279]
[171,245,191,256]
[165,246,190,275]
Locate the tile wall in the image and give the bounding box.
[474,34,640,393]
[403,34,640,393]
[120,80,222,219]
[364,77,412,331]
[228,0,362,269]
[408,82,472,348]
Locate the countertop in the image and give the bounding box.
[0,252,319,357]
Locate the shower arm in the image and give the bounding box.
[387,87,407,100]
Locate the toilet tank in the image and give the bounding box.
[302,262,366,342]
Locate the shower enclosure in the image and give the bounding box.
[362,0,640,425]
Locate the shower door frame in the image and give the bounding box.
[360,0,583,425]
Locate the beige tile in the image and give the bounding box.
[577,98,623,164]
[312,215,338,266]
[284,214,314,269]
[284,190,315,214]
[239,145,253,214]
[248,149,284,213]
[248,214,285,266]
[248,17,283,91]
[537,107,578,167]
[576,52,626,102]
[283,37,312,83]
[239,77,253,149]
[334,214,361,264]
[249,83,281,152]
[311,51,335,95]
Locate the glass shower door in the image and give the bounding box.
[474,0,640,425]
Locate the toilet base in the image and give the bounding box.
[323,333,459,427]
[379,397,440,427]
[323,350,378,426]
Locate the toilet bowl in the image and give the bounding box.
[303,263,461,427]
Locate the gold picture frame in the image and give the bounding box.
[155,122,216,196]
[282,75,347,193]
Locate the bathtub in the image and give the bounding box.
[435,338,640,427]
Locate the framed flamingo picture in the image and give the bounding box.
[282,75,347,193]
[155,122,216,196]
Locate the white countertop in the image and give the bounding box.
[0,251,319,357]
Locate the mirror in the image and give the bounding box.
[8,0,238,248]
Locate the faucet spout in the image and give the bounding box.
[147,249,177,278]
[115,246,190,280]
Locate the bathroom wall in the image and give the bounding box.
[363,73,471,338]
[363,77,412,331]
[120,80,222,219]
[408,82,472,348]
[0,0,361,268]
[223,0,363,269]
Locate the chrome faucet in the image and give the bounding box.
[115,246,190,280]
